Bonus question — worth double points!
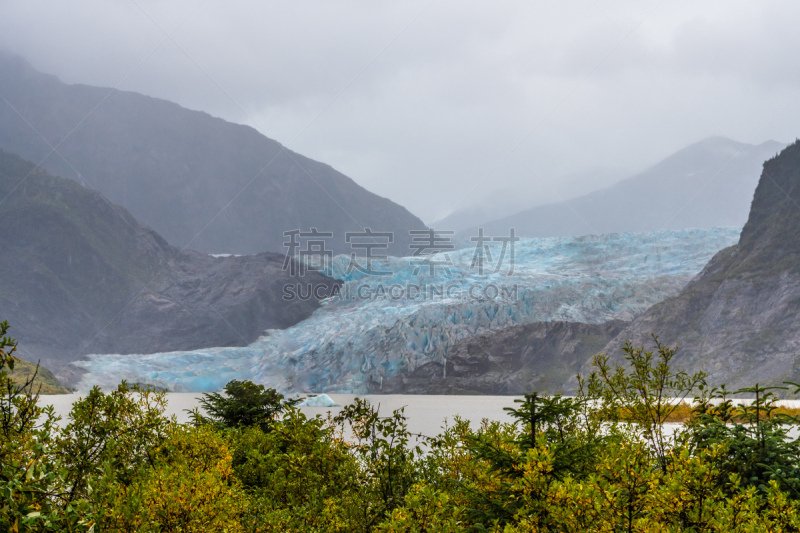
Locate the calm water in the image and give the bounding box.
[39,393,523,438]
[40,393,800,440]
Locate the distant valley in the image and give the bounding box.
[454,137,784,241]
[1,50,797,396]
[426,140,800,395]
[75,141,800,394]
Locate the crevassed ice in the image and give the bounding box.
[74,228,740,393]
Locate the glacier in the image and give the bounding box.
[74,228,740,393]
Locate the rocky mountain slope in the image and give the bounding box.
[374,320,627,394]
[0,53,425,256]
[0,148,338,385]
[460,137,784,241]
[590,140,800,391]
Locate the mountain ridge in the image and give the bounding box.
[0,147,338,386]
[457,137,784,242]
[0,52,425,256]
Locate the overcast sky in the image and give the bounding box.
[1,0,798,222]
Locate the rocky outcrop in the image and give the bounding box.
[373,320,627,394]
[0,53,425,256]
[589,141,800,391]
[0,149,338,386]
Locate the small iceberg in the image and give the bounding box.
[298,394,339,407]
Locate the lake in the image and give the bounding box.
[39,393,524,438]
[40,393,800,440]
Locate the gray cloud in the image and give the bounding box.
[1,0,797,222]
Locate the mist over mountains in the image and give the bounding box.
[457,137,784,240]
[430,166,624,233]
[0,48,796,395]
[0,53,425,256]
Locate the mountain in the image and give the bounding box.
[431,202,526,236]
[0,53,425,256]
[0,148,339,386]
[373,320,628,394]
[588,140,800,391]
[430,167,623,234]
[459,137,785,241]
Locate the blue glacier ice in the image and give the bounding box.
[74,228,740,393]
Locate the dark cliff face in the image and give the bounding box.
[732,141,800,277]
[589,141,800,391]
[0,149,339,385]
[0,53,426,256]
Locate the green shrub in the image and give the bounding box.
[2,321,800,532]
